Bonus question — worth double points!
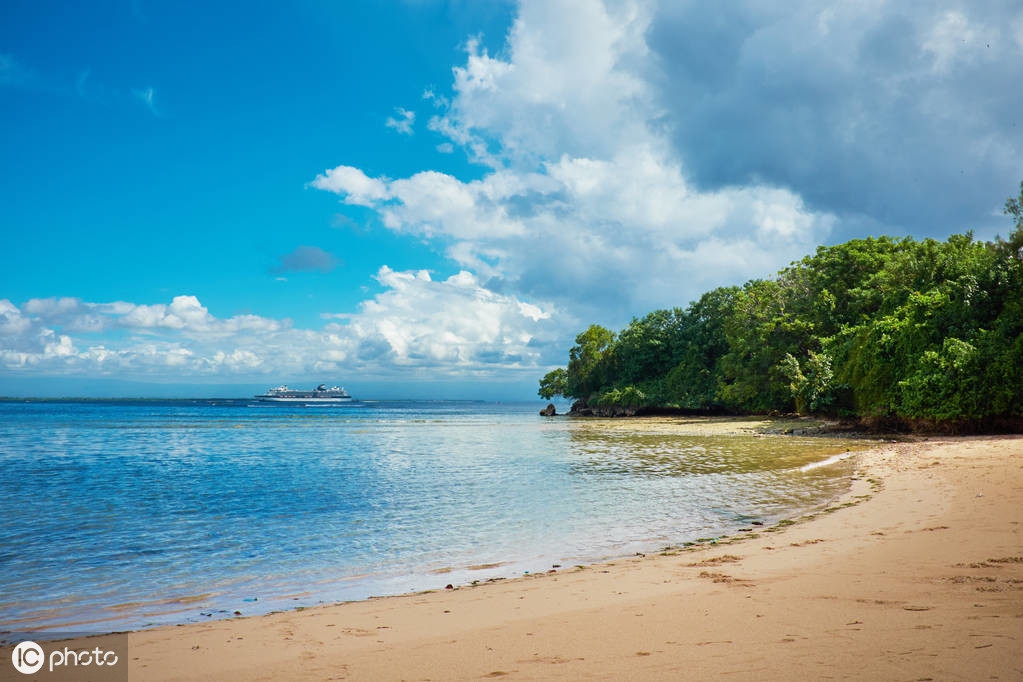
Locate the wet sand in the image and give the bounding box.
[8,433,1023,680]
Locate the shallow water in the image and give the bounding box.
[0,400,870,634]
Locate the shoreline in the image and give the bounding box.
[5,433,1022,680]
[556,404,1023,437]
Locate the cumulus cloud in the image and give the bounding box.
[433,2,656,166]
[309,166,391,205]
[313,0,1023,333]
[315,0,839,324]
[271,245,340,274]
[323,266,554,370]
[0,273,556,379]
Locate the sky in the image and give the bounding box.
[2,0,1022,399]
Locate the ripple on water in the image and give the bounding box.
[0,401,874,632]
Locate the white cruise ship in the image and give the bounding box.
[254,384,353,403]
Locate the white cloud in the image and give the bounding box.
[309,165,391,206]
[0,274,557,379]
[326,266,555,370]
[211,349,262,371]
[439,2,655,165]
[0,300,32,338]
[313,0,837,328]
[385,107,416,135]
[422,88,449,109]
[545,146,707,236]
[22,297,83,317]
[120,296,284,337]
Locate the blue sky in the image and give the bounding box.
[2,0,1022,399]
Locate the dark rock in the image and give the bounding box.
[539,403,557,416]
[568,400,593,416]
[567,402,640,417]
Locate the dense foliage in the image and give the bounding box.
[539,183,1023,426]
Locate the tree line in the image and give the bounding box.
[539,183,1023,429]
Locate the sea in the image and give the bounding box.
[0,399,869,635]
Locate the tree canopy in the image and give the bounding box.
[539,182,1023,428]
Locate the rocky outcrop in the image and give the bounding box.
[567,401,642,417]
[539,403,557,416]
[565,401,731,418]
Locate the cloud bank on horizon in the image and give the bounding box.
[2,0,1022,392]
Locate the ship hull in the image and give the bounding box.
[254,384,353,402]
[256,396,353,402]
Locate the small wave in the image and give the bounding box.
[800,451,854,472]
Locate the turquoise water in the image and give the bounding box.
[0,400,862,634]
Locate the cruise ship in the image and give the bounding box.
[254,384,353,403]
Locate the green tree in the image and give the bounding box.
[594,385,648,408]
[537,367,568,400]
[613,308,689,388]
[898,337,981,420]
[781,350,836,415]
[565,325,617,401]
[540,180,1023,424]
[661,287,736,410]
[718,279,807,412]
[789,236,904,333]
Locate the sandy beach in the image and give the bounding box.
[8,433,1023,681]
